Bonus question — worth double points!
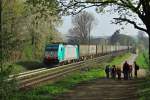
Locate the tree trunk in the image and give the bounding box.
[145,18,150,36]
[144,18,150,63]
[0,0,1,32]
[0,0,2,70]
[139,14,150,35]
[146,25,150,36]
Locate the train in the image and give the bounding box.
[43,43,131,65]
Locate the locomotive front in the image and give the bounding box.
[43,44,59,64]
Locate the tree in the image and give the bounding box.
[59,0,150,37]
[109,30,135,45]
[0,0,62,63]
[0,0,62,99]
[0,1,23,99]
[109,30,120,45]
[1,0,26,64]
[0,0,3,68]
[25,0,61,59]
[137,31,149,50]
[68,11,95,44]
[137,31,149,69]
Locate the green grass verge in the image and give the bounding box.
[11,60,44,74]
[136,50,150,100]
[136,50,149,69]
[12,64,27,74]
[138,77,150,100]
[107,53,131,66]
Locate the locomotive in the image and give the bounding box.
[43,43,131,65]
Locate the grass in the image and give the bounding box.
[107,53,131,67]
[10,60,45,74]
[12,64,27,74]
[12,52,132,100]
[138,77,150,100]
[136,50,149,69]
[136,50,150,100]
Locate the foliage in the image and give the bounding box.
[1,0,62,64]
[136,50,149,69]
[109,30,135,45]
[0,65,18,100]
[0,0,62,99]
[137,31,149,50]
[24,0,62,59]
[1,0,26,63]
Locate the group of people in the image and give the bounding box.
[105,61,139,80]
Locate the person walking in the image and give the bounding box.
[111,65,116,79]
[116,66,121,80]
[109,66,112,78]
[129,65,133,79]
[134,61,139,78]
[123,61,129,80]
[105,65,110,78]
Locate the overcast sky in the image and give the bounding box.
[57,7,144,37]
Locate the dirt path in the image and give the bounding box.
[121,54,146,78]
[54,54,147,100]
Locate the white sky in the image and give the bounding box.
[57,7,144,37]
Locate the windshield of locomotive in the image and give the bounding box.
[45,44,59,51]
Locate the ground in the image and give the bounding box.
[54,54,147,100]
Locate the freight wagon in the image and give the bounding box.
[43,43,130,65]
[79,45,97,60]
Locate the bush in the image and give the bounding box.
[136,50,149,69]
[0,65,18,100]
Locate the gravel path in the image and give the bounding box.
[54,54,147,100]
[121,54,146,78]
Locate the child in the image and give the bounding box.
[116,66,121,80]
[129,65,133,79]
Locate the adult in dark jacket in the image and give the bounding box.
[123,61,129,80]
[134,61,139,78]
[105,65,110,78]
[111,65,116,79]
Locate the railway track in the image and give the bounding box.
[9,68,47,78]
[9,50,128,89]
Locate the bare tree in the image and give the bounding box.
[68,11,95,44]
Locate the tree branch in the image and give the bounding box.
[71,4,102,15]
[113,17,147,33]
[60,0,137,15]
[136,0,142,9]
